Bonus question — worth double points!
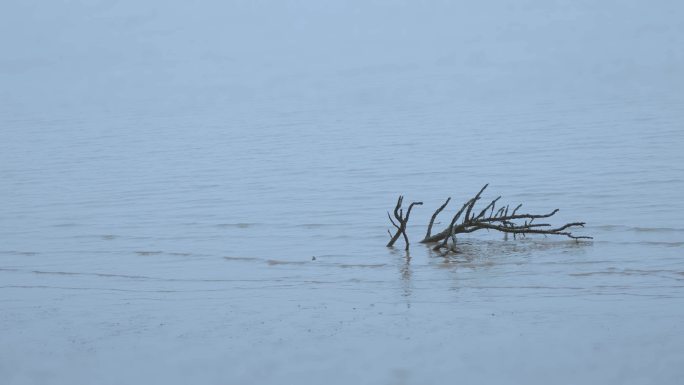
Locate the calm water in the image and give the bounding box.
[2,1,684,384]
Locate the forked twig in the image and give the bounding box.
[386,196,423,251]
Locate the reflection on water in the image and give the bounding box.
[397,250,413,299]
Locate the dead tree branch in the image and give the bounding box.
[418,184,592,252]
[425,197,450,240]
[386,196,423,251]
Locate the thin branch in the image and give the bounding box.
[512,203,523,216]
[476,196,501,220]
[464,184,488,222]
[425,197,451,239]
[387,212,400,229]
[386,196,423,250]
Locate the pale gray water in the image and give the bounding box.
[2,1,684,384]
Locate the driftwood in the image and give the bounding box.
[386,184,591,253]
[386,196,423,250]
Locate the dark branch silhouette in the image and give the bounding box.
[386,196,423,251]
[420,184,592,252]
[425,197,450,240]
[386,184,591,253]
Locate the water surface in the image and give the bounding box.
[1,1,684,384]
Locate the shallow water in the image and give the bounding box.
[2,1,684,384]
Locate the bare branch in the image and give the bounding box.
[512,203,523,216]
[389,184,591,255]
[464,184,488,222]
[405,202,422,222]
[387,212,400,229]
[386,196,423,251]
[478,209,560,223]
[476,196,501,220]
[418,185,591,252]
[421,198,472,243]
[425,197,451,239]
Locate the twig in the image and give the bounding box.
[425,197,450,239]
[386,196,423,251]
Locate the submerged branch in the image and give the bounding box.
[425,197,450,240]
[386,196,423,251]
[382,184,593,253]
